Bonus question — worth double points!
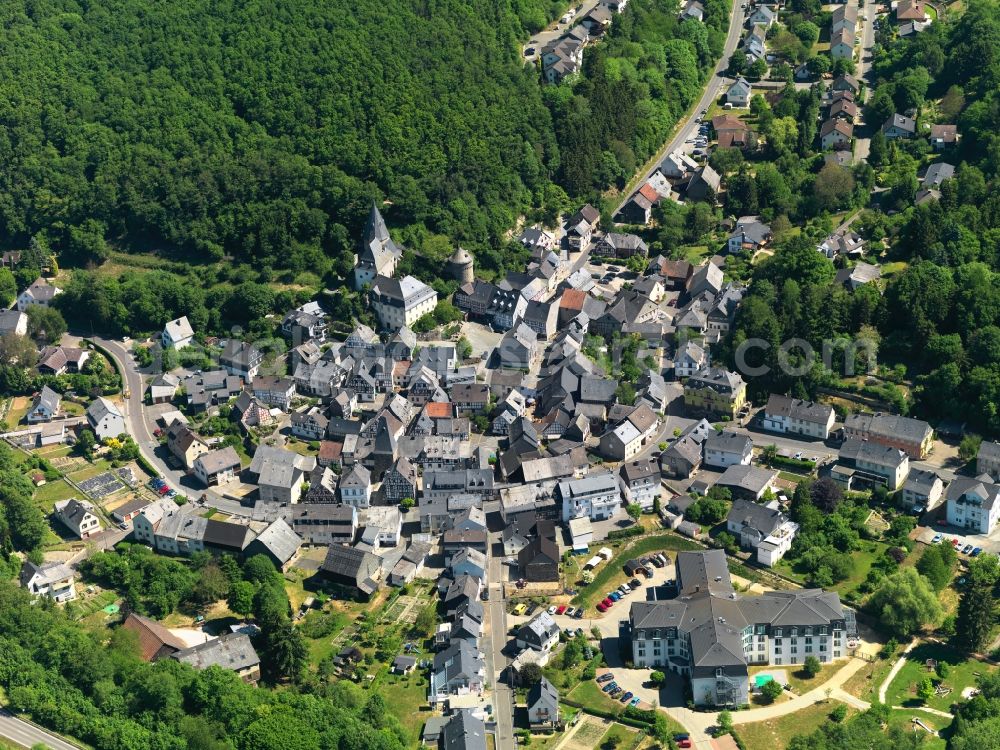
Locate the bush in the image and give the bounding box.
[829,704,848,722]
[760,679,784,703]
[136,455,159,478]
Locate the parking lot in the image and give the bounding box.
[915,524,1000,558]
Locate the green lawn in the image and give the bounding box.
[751,659,852,695]
[598,723,639,750]
[886,709,948,749]
[570,532,703,609]
[884,642,995,712]
[774,541,887,599]
[567,679,629,715]
[740,700,858,750]
[380,669,433,745]
[33,478,78,512]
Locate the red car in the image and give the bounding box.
[596,602,608,612]
[601,597,613,608]
[676,740,692,749]
[158,485,170,495]
[556,605,567,615]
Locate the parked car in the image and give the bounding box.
[963,544,974,554]
[931,533,942,543]
[525,603,538,616]
[575,609,585,619]
[630,696,641,707]
[655,554,668,566]
[618,585,630,595]
[650,556,664,568]
[512,603,527,616]
[548,605,557,615]
[676,740,692,749]
[608,592,620,602]
[602,682,616,693]
[565,606,577,617]
[601,597,613,608]
[630,579,642,589]
[556,605,567,615]
[972,547,983,556]
[597,673,614,683]
[596,602,608,613]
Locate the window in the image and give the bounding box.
[774,629,782,638]
[775,658,782,665]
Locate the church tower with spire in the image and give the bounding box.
[353,201,404,290]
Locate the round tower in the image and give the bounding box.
[448,246,475,285]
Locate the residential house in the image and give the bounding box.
[900,469,944,512]
[528,678,561,729]
[193,447,242,487]
[0,309,28,338]
[761,395,836,439]
[86,397,126,440]
[429,641,485,704]
[290,407,329,441]
[54,498,101,539]
[16,278,62,311]
[172,633,261,685]
[946,475,1000,535]
[660,152,699,180]
[834,262,881,291]
[674,341,708,379]
[20,560,76,602]
[726,216,771,254]
[149,373,180,404]
[220,340,263,381]
[27,386,61,423]
[161,316,194,350]
[833,439,909,490]
[726,77,752,108]
[619,459,660,511]
[281,302,328,344]
[817,231,864,259]
[541,25,589,84]
[318,545,382,598]
[439,710,487,750]
[370,275,438,330]
[688,261,724,298]
[685,166,721,202]
[120,613,188,661]
[450,547,488,583]
[167,423,209,469]
[559,472,622,522]
[252,376,295,411]
[183,370,244,411]
[683,366,747,419]
[831,3,858,33]
[711,115,754,150]
[748,4,776,26]
[929,124,959,151]
[516,612,561,652]
[921,162,955,188]
[243,518,302,571]
[383,456,418,504]
[726,498,798,566]
[714,465,778,502]
[566,204,600,249]
[977,440,1000,481]
[36,345,90,376]
[339,464,373,508]
[820,118,853,150]
[883,113,916,139]
[596,233,649,259]
[703,431,753,469]
[830,27,855,60]
[249,445,316,504]
[896,0,928,21]
[629,550,848,706]
[618,183,661,225]
[292,504,357,546]
[681,0,704,20]
[519,533,560,582]
[842,412,933,458]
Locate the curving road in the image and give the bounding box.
[92,336,250,518]
[615,0,747,214]
[0,708,82,750]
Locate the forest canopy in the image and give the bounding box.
[0,0,561,267]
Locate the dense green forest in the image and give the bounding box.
[723,0,1000,434]
[0,577,406,750]
[0,0,561,270]
[546,0,729,196]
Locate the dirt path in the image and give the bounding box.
[878,639,917,704]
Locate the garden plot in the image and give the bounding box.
[78,471,126,499]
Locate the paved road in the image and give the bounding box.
[0,708,81,750]
[853,0,880,161]
[524,0,603,61]
[614,0,747,214]
[485,534,516,750]
[93,336,250,518]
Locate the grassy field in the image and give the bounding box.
[566,678,631,715]
[739,699,858,750]
[842,655,895,703]
[380,669,433,745]
[886,709,948,749]
[5,396,30,426]
[33,478,78,512]
[884,642,995,712]
[571,532,703,609]
[598,723,639,750]
[774,540,888,599]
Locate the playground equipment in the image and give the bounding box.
[910,717,938,736]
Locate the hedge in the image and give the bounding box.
[561,699,652,729]
[136,455,159,478]
[768,455,816,472]
[607,526,644,541]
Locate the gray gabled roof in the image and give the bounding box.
[250,518,302,565]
